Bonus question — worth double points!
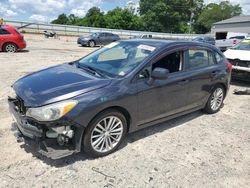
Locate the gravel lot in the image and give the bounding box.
[0,34,249,188]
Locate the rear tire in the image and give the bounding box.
[3,43,17,53]
[204,85,225,114]
[83,110,127,158]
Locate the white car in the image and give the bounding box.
[224,39,250,80]
[215,32,248,51]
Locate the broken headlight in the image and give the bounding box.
[26,100,78,121]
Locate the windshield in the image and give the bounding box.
[90,33,98,37]
[78,41,156,77]
[232,40,250,51]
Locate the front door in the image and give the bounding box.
[136,49,189,125]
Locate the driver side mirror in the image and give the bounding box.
[151,67,169,80]
[147,67,169,85]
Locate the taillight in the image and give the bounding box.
[227,62,233,72]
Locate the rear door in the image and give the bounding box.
[99,33,108,45]
[184,48,222,109]
[105,33,112,44]
[108,33,117,43]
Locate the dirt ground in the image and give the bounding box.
[0,34,249,188]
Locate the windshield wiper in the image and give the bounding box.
[76,63,106,78]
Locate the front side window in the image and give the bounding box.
[152,51,183,73]
[78,42,156,77]
[187,49,209,69]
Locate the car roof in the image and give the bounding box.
[94,32,113,34]
[122,38,218,50]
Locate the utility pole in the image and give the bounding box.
[189,9,194,34]
[189,0,194,34]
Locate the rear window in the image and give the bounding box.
[229,36,245,39]
[15,29,21,35]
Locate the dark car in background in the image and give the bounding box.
[192,36,215,45]
[9,39,232,159]
[0,25,26,52]
[77,32,120,47]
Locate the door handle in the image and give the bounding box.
[178,79,189,85]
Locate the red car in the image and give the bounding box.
[0,25,26,52]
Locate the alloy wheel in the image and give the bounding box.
[90,116,123,153]
[210,88,224,111]
[89,41,95,47]
[5,44,16,52]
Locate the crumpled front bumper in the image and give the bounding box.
[8,97,83,159]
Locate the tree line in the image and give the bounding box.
[51,0,242,34]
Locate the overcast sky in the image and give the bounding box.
[0,0,249,23]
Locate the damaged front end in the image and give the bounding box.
[8,97,84,159]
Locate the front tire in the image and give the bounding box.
[204,85,225,114]
[83,110,127,157]
[3,43,17,52]
[88,40,95,47]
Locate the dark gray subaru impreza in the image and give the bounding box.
[8,39,232,159]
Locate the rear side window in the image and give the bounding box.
[187,49,209,69]
[100,33,106,37]
[208,51,217,65]
[0,29,11,35]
